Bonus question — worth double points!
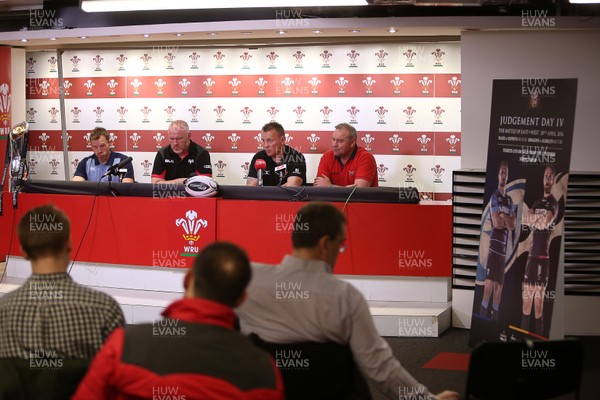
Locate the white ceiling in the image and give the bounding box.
[1,2,599,50]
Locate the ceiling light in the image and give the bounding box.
[312,30,323,33]
[142,34,150,37]
[388,28,397,33]
[175,33,184,37]
[349,29,360,33]
[20,39,28,42]
[207,32,218,36]
[80,36,88,39]
[277,30,287,35]
[82,0,367,12]
[49,37,57,40]
[241,32,253,35]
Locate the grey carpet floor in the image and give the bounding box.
[369,328,599,400]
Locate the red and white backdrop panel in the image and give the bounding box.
[25,43,460,200]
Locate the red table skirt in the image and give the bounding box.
[0,192,451,277]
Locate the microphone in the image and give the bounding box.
[254,159,267,186]
[102,156,133,178]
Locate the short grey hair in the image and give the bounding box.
[168,120,190,134]
[335,123,357,140]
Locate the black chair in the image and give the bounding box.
[249,334,373,400]
[465,339,584,400]
[0,358,90,400]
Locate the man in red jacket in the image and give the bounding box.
[73,242,284,400]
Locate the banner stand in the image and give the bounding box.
[470,78,577,346]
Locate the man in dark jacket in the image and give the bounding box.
[73,242,284,400]
[151,120,212,183]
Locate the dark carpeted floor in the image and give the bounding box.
[368,328,600,400]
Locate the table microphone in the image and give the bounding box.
[254,159,267,186]
[102,156,133,178]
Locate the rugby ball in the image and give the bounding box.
[185,176,219,197]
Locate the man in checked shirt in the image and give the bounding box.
[0,205,125,360]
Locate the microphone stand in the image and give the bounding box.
[106,172,118,197]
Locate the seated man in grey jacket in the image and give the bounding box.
[237,202,459,400]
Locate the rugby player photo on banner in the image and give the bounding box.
[470,78,578,345]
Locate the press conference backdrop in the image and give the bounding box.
[24,42,460,200]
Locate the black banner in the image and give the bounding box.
[470,79,578,345]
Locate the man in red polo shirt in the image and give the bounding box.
[314,123,378,187]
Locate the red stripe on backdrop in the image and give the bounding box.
[26,74,461,99]
[434,74,462,97]
[27,130,64,151]
[26,129,461,155]
[433,193,452,201]
[434,131,462,156]
[26,77,129,100]
[26,77,60,100]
